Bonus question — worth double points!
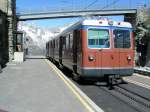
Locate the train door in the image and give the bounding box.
[52,40,55,59]
[88,28,111,75]
[87,28,102,75]
[59,36,63,63]
[113,29,133,74]
[73,30,78,73]
[46,43,48,57]
[99,29,114,74]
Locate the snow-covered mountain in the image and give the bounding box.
[17,22,73,56]
[18,22,55,48]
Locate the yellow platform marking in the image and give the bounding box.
[124,78,150,90]
[45,59,96,112]
[134,73,150,80]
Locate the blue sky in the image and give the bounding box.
[16,0,150,28]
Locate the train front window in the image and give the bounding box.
[88,29,110,48]
[114,29,130,48]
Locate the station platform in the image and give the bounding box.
[0,59,102,112]
[134,66,150,76]
[124,73,150,90]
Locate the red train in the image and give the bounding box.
[46,19,134,84]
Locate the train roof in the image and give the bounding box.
[51,19,132,40]
[82,19,132,28]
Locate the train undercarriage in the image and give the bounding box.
[48,56,127,89]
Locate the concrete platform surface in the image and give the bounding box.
[124,73,150,90]
[0,59,88,112]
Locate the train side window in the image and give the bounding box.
[114,29,130,48]
[57,40,59,48]
[53,40,55,48]
[63,37,66,49]
[70,33,73,49]
[55,40,56,48]
[88,29,110,48]
[66,35,69,49]
[51,42,52,48]
[56,40,58,48]
[68,35,70,49]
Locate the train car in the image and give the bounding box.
[46,19,134,84]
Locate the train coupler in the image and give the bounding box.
[106,75,115,90]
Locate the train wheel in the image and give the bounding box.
[105,75,114,90]
[72,74,83,84]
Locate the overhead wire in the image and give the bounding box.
[83,0,99,10]
[83,0,121,10]
[81,0,121,19]
[101,0,121,10]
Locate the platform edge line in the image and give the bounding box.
[45,59,104,112]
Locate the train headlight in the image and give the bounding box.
[88,55,95,61]
[127,55,131,61]
[108,20,113,26]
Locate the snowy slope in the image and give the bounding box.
[17,22,73,56]
[18,22,55,49]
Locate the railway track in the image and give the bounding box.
[50,60,150,112]
[115,85,150,112]
[64,66,150,112]
[97,84,150,112]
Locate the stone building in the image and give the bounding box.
[0,0,17,61]
[0,9,8,67]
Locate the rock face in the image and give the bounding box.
[135,8,150,67]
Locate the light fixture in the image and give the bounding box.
[108,21,113,25]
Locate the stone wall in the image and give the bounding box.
[0,10,8,66]
[0,0,16,61]
[8,0,16,61]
